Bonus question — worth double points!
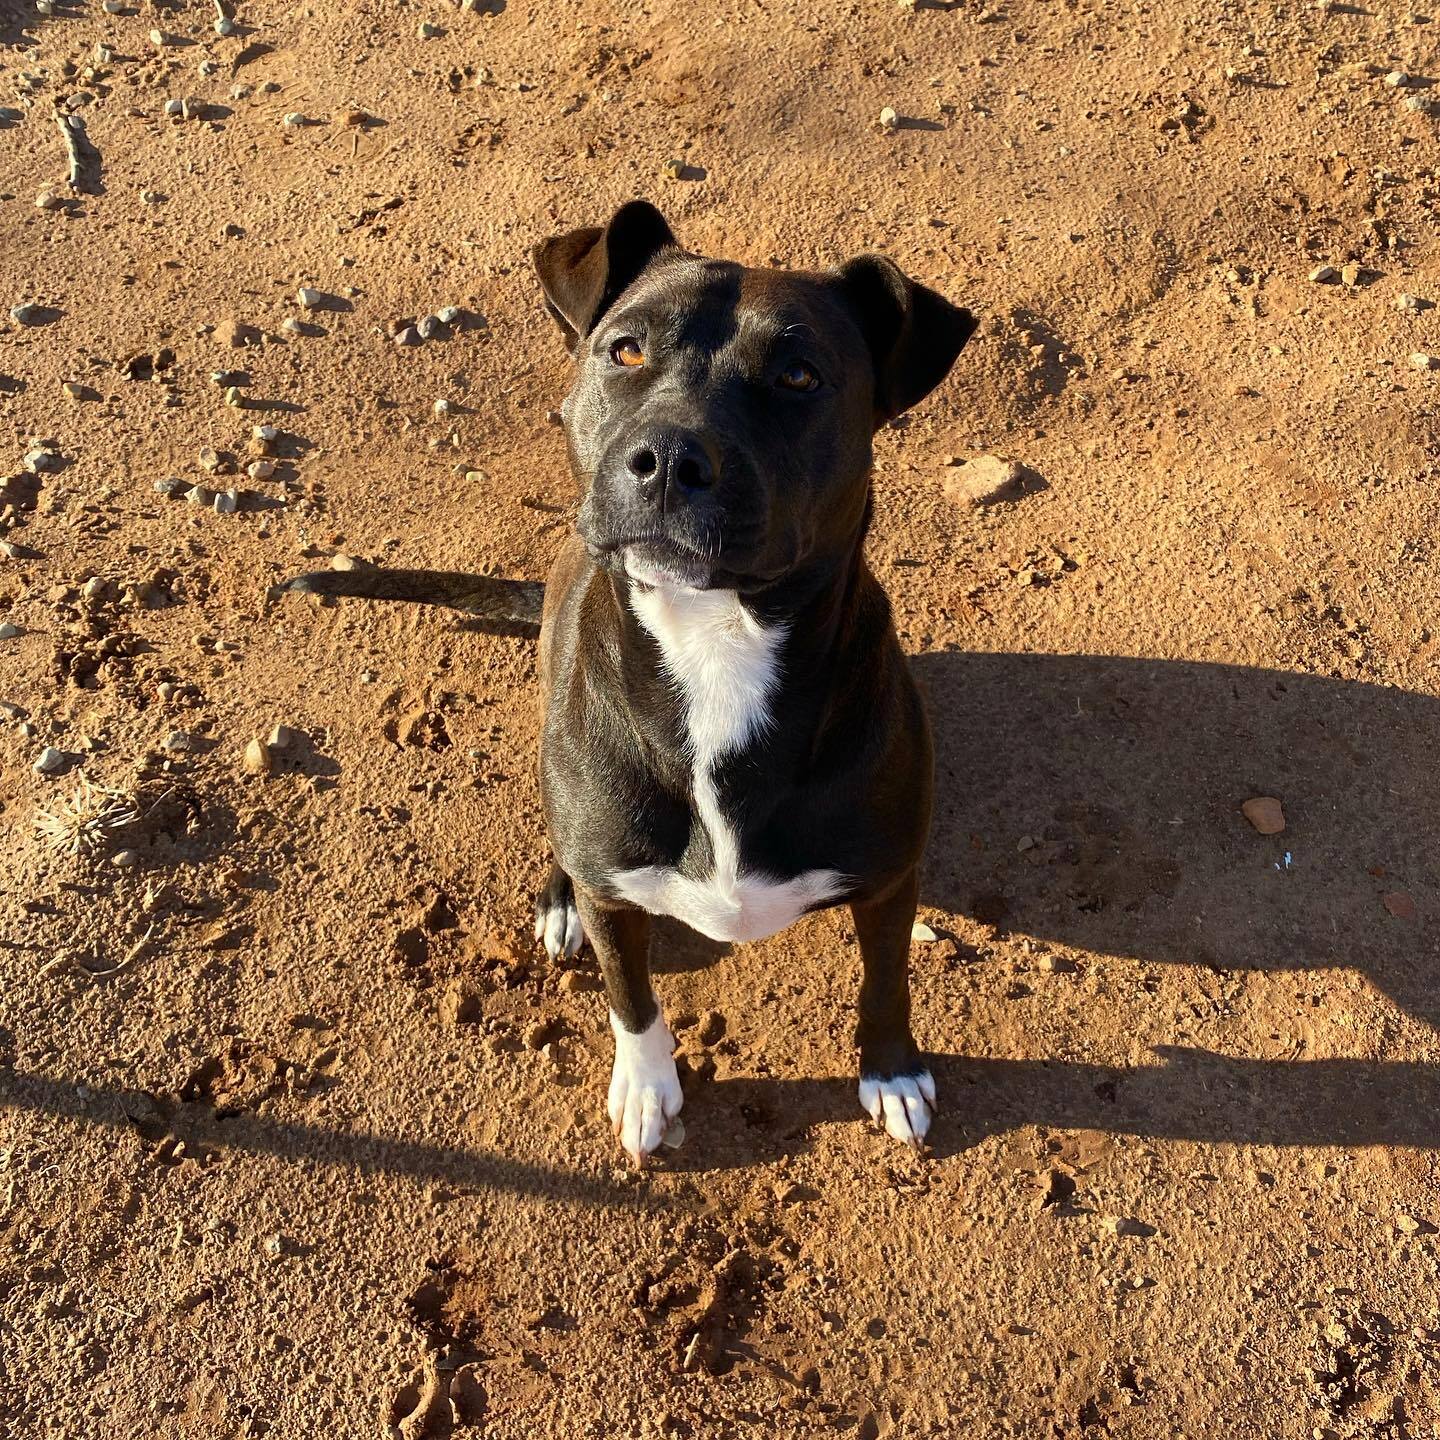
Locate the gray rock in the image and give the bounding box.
[34,746,67,774]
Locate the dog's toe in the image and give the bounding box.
[859,1069,935,1150]
[608,1011,683,1165]
[534,892,585,961]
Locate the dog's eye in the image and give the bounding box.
[777,361,820,392]
[610,337,645,368]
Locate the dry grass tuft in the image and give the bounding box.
[34,774,141,857]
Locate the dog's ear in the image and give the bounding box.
[533,200,679,353]
[836,255,977,426]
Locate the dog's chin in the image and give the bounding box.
[620,544,712,592]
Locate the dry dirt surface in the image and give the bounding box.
[3,0,1440,1436]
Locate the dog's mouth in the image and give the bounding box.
[618,540,712,591]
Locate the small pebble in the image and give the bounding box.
[1241,796,1286,834]
[296,287,324,309]
[242,737,272,776]
[102,0,123,10]
[252,422,279,447]
[330,554,364,571]
[879,106,899,131]
[112,849,140,868]
[1396,293,1422,312]
[35,190,63,211]
[10,304,42,325]
[161,731,193,752]
[418,21,442,37]
[436,305,462,324]
[1403,94,1439,115]
[1411,353,1439,371]
[1340,262,1363,287]
[24,448,60,474]
[417,314,444,340]
[62,382,86,401]
[184,484,212,506]
[163,98,183,117]
[662,158,685,180]
[81,577,108,602]
[155,477,187,497]
[248,459,276,480]
[1308,265,1339,284]
[267,723,296,749]
[214,16,235,35]
[394,326,421,346]
[224,386,244,407]
[1384,71,1413,87]
[281,113,307,128]
[281,316,303,335]
[213,489,239,514]
[911,922,939,942]
[149,29,172,47]
[34,746,67,774]
[0,622,19,640]
[433,398,453,417]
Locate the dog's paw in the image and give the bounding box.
[859,1069,935,1151]
[608,1011,683,1165]
[534,885,584,961]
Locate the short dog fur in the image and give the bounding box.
[292,200,977,1161]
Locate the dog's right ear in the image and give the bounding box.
[533,200,678,354]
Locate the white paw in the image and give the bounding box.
[608,1009,683,1165]
[534,894,584,961]
[859,1070,936,1150]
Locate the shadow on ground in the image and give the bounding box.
[914,651,1438,1025]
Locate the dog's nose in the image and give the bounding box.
[626,430,717,504]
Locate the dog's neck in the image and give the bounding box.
[604,545,868,773]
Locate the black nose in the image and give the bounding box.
[626,430,717,505]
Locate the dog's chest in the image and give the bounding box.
[609,584,845,943]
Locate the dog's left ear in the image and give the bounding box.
[836,255,978,426]
[533,200,679,354]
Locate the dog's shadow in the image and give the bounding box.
[913,649,1438,1025]
[660,650,1440,1170]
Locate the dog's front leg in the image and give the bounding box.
[571,885,682,1165]
[852,869,936,1151]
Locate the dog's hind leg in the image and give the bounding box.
[534,861,586,961]
[569,885,682,1166]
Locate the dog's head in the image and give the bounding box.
[535,200,977,596]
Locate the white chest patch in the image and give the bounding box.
[611,580,846,943]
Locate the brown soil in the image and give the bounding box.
[3,1,1440,1437]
